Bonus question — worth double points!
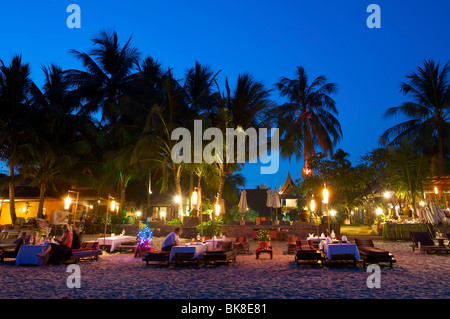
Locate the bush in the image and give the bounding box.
[196,217,224,237]
[224,205,258,222]
[166,218,182,225]
[255,229,271,242]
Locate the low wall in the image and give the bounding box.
[151,222,340,240]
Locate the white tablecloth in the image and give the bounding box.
[96,235,135,252]
[15,245,47,265]
[169,242,212,262]
[307,236,327,241]
[205,239,232,249]
[322,243,360,260]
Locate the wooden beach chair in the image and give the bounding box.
[287,236,300,255]
[0,240,23,262]
[203,243,237,266]
[142,250,171,266]
[71,241,103,262]
[355,238,396,269]
[410,232,450,254]
[48,241,102,264]
[234,236,249,254]
[255,242,273,259]
[295,240,323,266]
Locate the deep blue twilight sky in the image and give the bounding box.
[1,0,449,189]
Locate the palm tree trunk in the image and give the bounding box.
[37,183,46,219]
[217,170,226,205]
[120,186,126,217]
[146,173,151,219]
[437,127,444,176]
[9,160,16,225]
[173,167,183,219]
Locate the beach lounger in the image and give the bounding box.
[142,250,171,266]
[71,241,103,262]
[295,240,323,266]
[173,252,200,266]
[48,241,102,264]
[203,248,237,266]
[287,236,300,255]
[255,242,272,259]
[355,238,396,269]
[410,232,450,254]
[0,240,23,262]
[234,236,249,255]
[115,240,138,253]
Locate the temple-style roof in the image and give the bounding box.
[279,172,295,196]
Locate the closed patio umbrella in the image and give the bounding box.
[266,188,273,220]
[238,190,248,220]
[266,188,273,207]
[272,188,281,222]
[430,202,446,224]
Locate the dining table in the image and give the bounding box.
[169,242,213,263]
[320,242,360,261]
[96,235,136,252]
[205,238,232,249]
[15,244,48,266]
[307,236,327,242]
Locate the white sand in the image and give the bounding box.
[0,238,449,299]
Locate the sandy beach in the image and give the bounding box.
[0,236,449,300]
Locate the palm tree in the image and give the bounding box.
[183,62,220,200]
[66,30,140,122]
[0,55,38,224]
[275,66,342,176]
[211,73,275,206]
[386,141,432,216]
[25,64,95,218]
[380,59,450,175]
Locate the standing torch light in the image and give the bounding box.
[213,203,221,247]
[376,207,384,225]
[102,196,115,249]
[64,195,71,210]
[310,197,318,237]
[322,186,330,235]
[191,191,198,210]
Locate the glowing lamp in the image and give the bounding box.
[64,196,71,210]
[330,210,337,217]
[214,204,221,216]
[310,199,316,212]
[383,192,391,199]
[160,211,166,219]
[434,187,438,195]
[174,195,181,204]
[191,191,198,206]
[322,187,329,204]
[136,211,142,217]
[110,200,116,212]
[376,207,383,215]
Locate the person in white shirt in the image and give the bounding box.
[161,227,182,251]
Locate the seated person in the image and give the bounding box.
[161,227,182,251]
[71,225,81,250]
[36,224,73,265]
[14,232,31,246]
[30,231,41,245]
